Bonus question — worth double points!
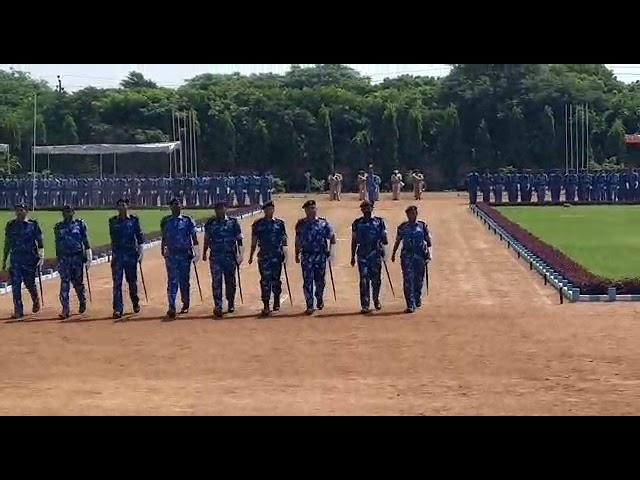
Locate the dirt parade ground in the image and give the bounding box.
[1,192,640,415]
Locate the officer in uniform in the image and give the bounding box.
[467,171,480,204]
[295,200,336,315]
[54,205,92,319]
[519,170,533,202]
[535,170,548,204]
[391,170,403,201]
[411,170,425,201]
[565,171,578,202]
[249,201,288,317]
[109,199,145,320]
[350,200,388,314]
[2,203,45,319]
[357,169,368,201]
[391,205,433,314]
[609,170,620,202]
[327,172,338,201]
[549,170,562,203]
[493,171,505,203]
[161,198,199,319]
[480,171,492,202]
[203,202,244,318]
[234,175,246,207]
[506,172,519,203]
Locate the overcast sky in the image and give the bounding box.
[1,64,638,91]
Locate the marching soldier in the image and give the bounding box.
[54,206,92,320]
[350,201,388,314]
[203,202,244,319]
[161,198,200,320]
[2,203,45,319]
[391,205,433,314]
[295,200,336,315]
[248,201,288,317]
[109,199,145,320]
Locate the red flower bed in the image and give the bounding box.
[477,203,640,295]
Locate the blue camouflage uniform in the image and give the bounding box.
[519,172,533,202]
[352,215,387,310]
[480,173,492,202]
[4,217,42,316]
[549,171,562,203]
[535,173,548,204]
[234,176,246,207]
[608,172,620,202]
[54,218,89,315]
[493,173,505,203]
[506,173,519,203]
[467,172,479,204]
[252,216,287,306]
[295,216,334,310]
[161,214,197,312]
[260,175,272,205]
[565,173,577,202]
[396,220,431,310]
[205,215,242,311]
[109,214,144,314]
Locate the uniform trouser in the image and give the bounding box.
[259,254,283,305]
[551,188,561,203]
[301,253,327,309]
[235,190,245,207]
[536,188,546,204]
[359,186,366,201]
[521,189,532,202]
[482,189,491,202]
[392,184,401,200]
[414,186,422,200]
[165,253,191,311]
[111,253,139,313]
[260,189,269,204]
[610,187,619,202]
[9,255,39,316]
[494,186,504,203]
[507,188,518,203]
[210,256,236,310]
[251,190,261,205]
[401,253,426,310]
[565,186,576,202]
[469,189,478,204]
[58,255,86,314]
[199,190,208,207]
[336,184,342,200]
[357,253,382,309]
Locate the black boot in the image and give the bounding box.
[32,296,41,314]
[273,297,280,312]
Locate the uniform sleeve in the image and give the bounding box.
[53,225,62,258]
[134,217,145,246]
[325,220,335,240]
[81,220,90,247]
[351,219,358,234]
[189,217,197,237]
[234,219,243,241]
[423,224,432,247]
[33,220,43,247]
[280,220,288,245]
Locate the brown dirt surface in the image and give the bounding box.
[1,192,640,415]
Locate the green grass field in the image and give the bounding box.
[496,206,640,280]
[0,209,214,260]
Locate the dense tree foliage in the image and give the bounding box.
[0,64,639,189]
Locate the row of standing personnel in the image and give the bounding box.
[0,174,274,208]
[466,170,640,204]
[326,169,426,202]
[2,199,433,320]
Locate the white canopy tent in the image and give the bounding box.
[32,141,181,178]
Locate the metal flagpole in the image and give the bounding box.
[172,110,177,177]
[190,110,196,177]
[575,104,579,173]
[178,113,184,176]
[586,104,590,170]
[581,104,585,170]
[193,111,198,178]
[569,105,574,173]
[565,104,569,174]
[32,94,37,209]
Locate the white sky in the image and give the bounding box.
[1,64,638,91]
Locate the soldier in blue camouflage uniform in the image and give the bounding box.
[54,205,92,319]
[549,170,563,203]
[161,198,199,320]
[565,171,578,202]
[109,199,145,320]
[2,203,45,319]
[295,200,337,315]
[203,202,244,318]
[249,201,288,317]
[234,175,246,207]
[493,171,505,203]
[535,171,548,204]
[391,205,433,314]
[350,200,388,314]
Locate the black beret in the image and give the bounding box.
[116,198,130,205]
[360,200,373,208]
[62,205,74,212]
[302,200,316,209]
[169,197,181,206]
[214,201,227,209]
[262,201,275,209]
[405,205,418,213]
[14,202,28,210]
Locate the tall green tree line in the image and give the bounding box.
[0,64,639,189]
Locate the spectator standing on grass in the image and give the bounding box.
[2,203,45,319]
[54,205,91,320]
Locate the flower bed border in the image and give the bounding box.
[472,203,640,302]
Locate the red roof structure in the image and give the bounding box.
[626,134,640,145]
